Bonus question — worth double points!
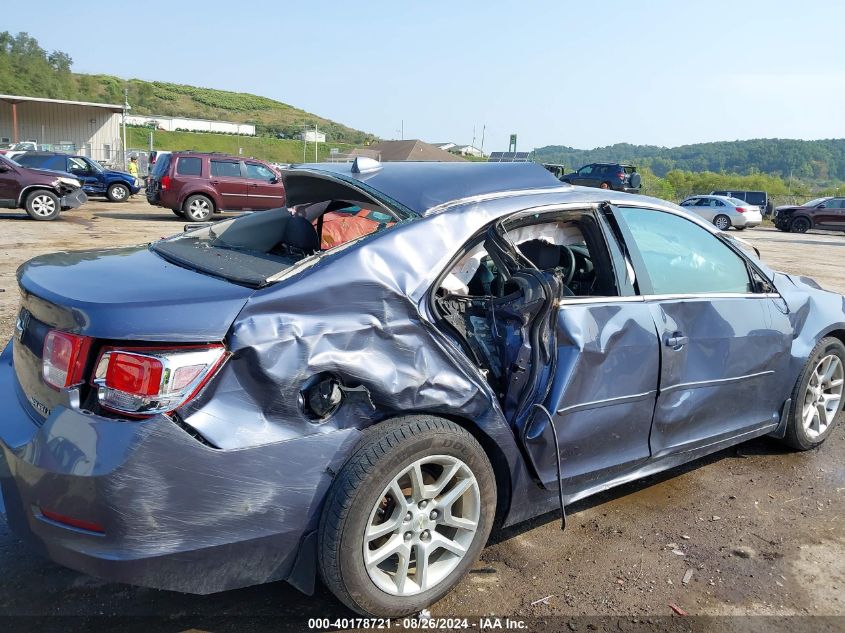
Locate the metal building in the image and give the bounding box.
[0,94,123,163]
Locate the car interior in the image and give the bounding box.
[152,175,407,286]
[432,211,618,412]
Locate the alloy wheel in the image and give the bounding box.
[189,199,211,218]
[363,455,480,596]
[112,185,128,200]
[802,354,844,438]
[31,195,56,216]
[714,216,730,230]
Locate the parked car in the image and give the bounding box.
[711,190,772,216]
[14,152,141,203]
[679,194,762,230]
[559,162,641,192]
[146,151,286,221]
[1,160,844,617]
[0,154,87,220]
[0,141,39,158]
[774,196,845,233]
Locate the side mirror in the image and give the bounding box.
[270,176,279,184]
[818,204,826,209]
[0,164,8,173]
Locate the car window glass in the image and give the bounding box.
[831,199,845,209]
[714,199,725,207]
[176,157,202,176]
[680,199,696,207]
[578,165,593,175]
[246,163,275,181]
[67,157,89,173]
[618,207,751,295]
[210,160,242,178]
[696,199,711,207]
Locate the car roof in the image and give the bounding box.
[286,161,569,216]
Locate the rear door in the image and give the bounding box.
[244,162,285,209]
[209,159,248,210]
[815,198,845,230]
[615,206,791,456]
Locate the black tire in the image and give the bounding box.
[735,226,746,231]
[24,189,61,221]
[182,194,214,221]
[318,415,496,617]
[171,208,185,218]
[713,214,731,230]
[790,216,811,233]
[783,337,845,451]
[106,183,130,202]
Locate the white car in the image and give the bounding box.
[679,194,763,230]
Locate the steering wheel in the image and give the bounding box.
[558,245,577,286]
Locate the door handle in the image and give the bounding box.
[665,332,688,349]
[210,180,220,184]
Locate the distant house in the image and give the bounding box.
[349,140,466,162]
[429,142,456,151]
[450,144,486,158]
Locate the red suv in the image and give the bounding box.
[146,152,286,221]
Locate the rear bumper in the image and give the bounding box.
[0,338,355,594]
[734,211,762,227]
[60,189,87,210]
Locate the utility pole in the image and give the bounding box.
[401,120,404,140]
[480,124,486,155]
[122,87,131,169]
[315,124,318,162]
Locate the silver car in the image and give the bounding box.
[679,194,763,230]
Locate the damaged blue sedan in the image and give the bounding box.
[1,159,843,616]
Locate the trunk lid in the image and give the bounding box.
[14,246,254,420]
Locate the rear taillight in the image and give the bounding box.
[735,207,746,213]
[93,345,226,416]
[42,330,92,390]
[160,175,171,190]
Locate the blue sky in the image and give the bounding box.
[7,1,844,151]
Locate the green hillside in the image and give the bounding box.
[0,31,373,144]
[127,127,355,163]
[534,139,845,182]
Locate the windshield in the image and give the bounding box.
[86,158,104,173]
[802,197,830,207]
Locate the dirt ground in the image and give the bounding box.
[0,199,843,632]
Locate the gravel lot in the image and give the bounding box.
[0,199,843,630]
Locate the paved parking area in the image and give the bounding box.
[0,200,843,627]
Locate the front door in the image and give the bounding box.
[0,159,19,207]
[66,156,102,194]
[209,159,248,210]
[615,206,790,456]
[244,162,285,210]
[504,208,659,490]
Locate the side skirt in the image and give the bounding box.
[502,422,778,527]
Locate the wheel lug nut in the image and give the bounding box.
[429,510,438,520]
[405,512,412,522]
[404,531,413,542]
[419,500,427,509]
[421,529,430,540]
